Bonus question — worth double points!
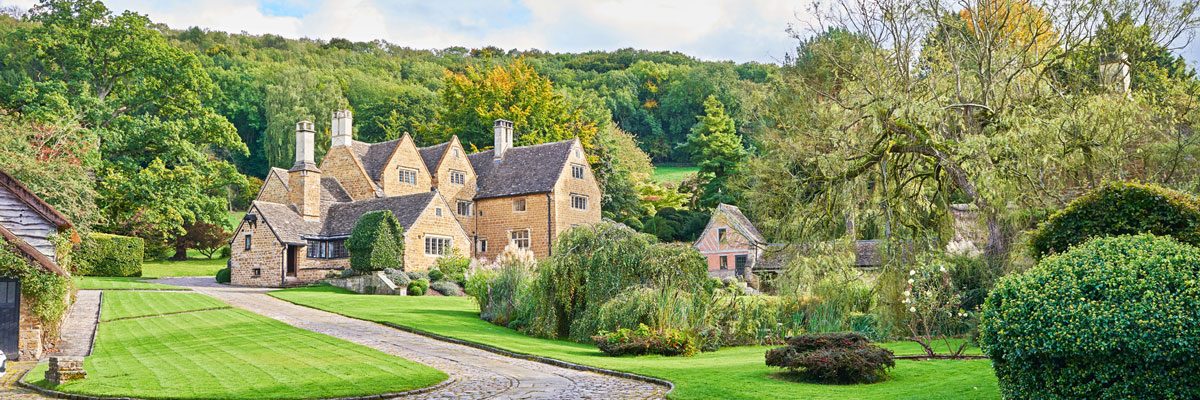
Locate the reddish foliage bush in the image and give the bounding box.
[765,332,894,384]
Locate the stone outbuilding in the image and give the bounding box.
[0,169,74,360]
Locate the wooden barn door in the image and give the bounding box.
[0,278,19,360]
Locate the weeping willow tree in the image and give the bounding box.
[262,67,348,168]
[741,0,1200,321]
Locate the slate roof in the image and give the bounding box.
[714,203,765,244]
[319,192,436,237]
[468,139,575,199]
[320,178,351,203]
[251,201,321,245]
[418,142,449,173]
[351,139,402,181]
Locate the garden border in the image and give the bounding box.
[274,295,676,395]
[16,368,457,400]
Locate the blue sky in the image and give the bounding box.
[2,0,1198,64]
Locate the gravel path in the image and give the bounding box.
[154,277,667,400]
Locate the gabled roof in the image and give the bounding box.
[418,142,450,173]
[468,139,576,199]
[351,139,402,181]
[250,201,321,245]
[319,192,437,237]
[320,178,352,203]
[712,203,765,245]
[0,169,72,230]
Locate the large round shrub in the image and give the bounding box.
[1029,182,1200,258]
[346,210,404,272]
[979,234,1200,399]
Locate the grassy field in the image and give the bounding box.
[272,286,999,400]
[27,289,446,399]
[100,291,229,321]
[652,164,699,184]
[74,276,187,291]
[142,256,227,278]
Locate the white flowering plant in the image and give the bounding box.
[902,256,974,358]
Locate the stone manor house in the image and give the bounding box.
[229,111,602,287]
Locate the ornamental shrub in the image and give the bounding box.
[428,267,445,282]
[75,233,144,277]
[979,234,1200,399]
[765,332,895,384]
[430,280,464,296]
[346,210,404,272]
[214,267,231,284]
[1029,181,1200,258]
[592,323,699,357]
[407,278,429,296]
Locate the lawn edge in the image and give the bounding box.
[17,361,457,400]
[269,292,676,396]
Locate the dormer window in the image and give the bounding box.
[398,167,417,185]
[450,170,466,185]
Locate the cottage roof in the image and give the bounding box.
[250,201,321,245]
[319,192,436,237]
[468,139,575,199]
[713,203,765,245]
[351,139,402,181]
[418,142,449,173]
[0,224,67,276]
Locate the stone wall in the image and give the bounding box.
[403,195,472,271]
[551,141,603,247]
[379,135,434,198]
[320,146,377,201]
[257,171,290,204]
[229,207,285,287]
[431,138,477,245]
[474,194,553,260]
[17,294,44,360]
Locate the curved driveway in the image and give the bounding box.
[156,277,666,400]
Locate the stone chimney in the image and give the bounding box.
[289,121,321,221]
[331,109,353,147]
[493,119,513,160]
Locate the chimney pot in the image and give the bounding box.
[292,120,317,170]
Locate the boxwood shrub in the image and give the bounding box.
[1029,181,1200,258]
[76,233,144,277]
[215,266,231,284]
[980,234,1200,399]
[346,210,404,272]
[407,278,429,296]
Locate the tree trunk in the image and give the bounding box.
[171,241,189,261]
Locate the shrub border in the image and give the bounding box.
[17,368,456,400]
[274,294,675,395]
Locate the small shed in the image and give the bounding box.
[0,169,74,360]
[693,204,766,278]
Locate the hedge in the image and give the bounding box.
[980,234,1200,399]
[346,210,404,273]
[1029,181,1200,258]
[76,233,144,277]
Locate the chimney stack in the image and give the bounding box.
[493,119,513,160]
[331,109,353,147]
[289,120,321,221]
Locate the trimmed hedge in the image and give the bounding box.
[980,234,1200,399]
[1029,182,1200,258]
[76,233,144,277]
[346,210,404,273]
[765,332,894,384]
[215,267,231,284]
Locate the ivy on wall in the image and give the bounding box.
[0,240,72,338]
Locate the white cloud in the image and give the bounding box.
[106,0,303,37]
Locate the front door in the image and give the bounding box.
[0,278,19,360]
[734,255,749,277]
[285,246,298,278]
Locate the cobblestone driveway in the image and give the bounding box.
[156,277,667,400]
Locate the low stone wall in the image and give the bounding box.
[325,272,407,295]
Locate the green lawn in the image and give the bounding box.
[652,165,699,184]
[272,286,999,400]
[26,289,447,399]
[141,256,227,278]
[99,291,229,321]
[74,276,187,291]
